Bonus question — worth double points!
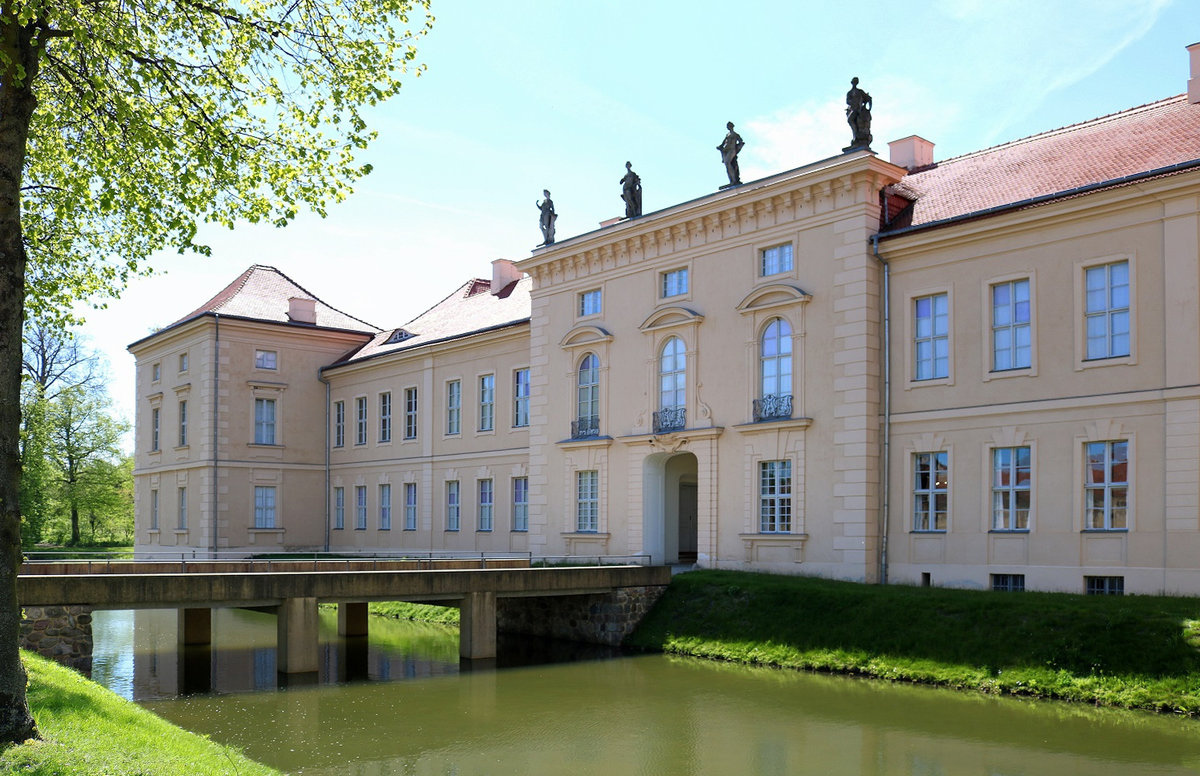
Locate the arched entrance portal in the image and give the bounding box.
[642,452,698,565]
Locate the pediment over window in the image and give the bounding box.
[559,324,614,349]
[638,306,704,332]
[736,284,812,315]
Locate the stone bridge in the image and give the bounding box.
[18,561,671,672]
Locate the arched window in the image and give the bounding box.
[656,337,687,432]
[757,318,793,421]
[574,353,599,438]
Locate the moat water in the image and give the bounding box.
[90,608,1200,775]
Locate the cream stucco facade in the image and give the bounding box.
[132,68,1200,595]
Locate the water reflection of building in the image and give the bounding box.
[131,49,1200,596]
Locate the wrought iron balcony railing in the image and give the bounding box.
[570,415,600,439]
[753,394,793,422]
[653,406,686,434]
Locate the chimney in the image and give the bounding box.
[490,259,522,295]
[288,297,317,324]
[888,135,935,171]
[1188,42,1200,104]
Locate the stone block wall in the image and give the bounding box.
[497,585,667,646]
[20,605,94,674]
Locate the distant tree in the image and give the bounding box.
[46,386,127,546]
[0,1,432,742]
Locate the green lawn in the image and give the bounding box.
[368,600,460,625]
[0,652,281,775]
[626,570,1200,714]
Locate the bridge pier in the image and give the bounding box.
[459,591,497,660]
[276,596,319,674]
[178,607,211,646]
[337,602,368,637]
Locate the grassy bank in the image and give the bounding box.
[369,600,460,625]
[0,652,281,775]
[626,570,1200,714]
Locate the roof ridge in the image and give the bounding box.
[206,265,257,314]
[933,94,1185,167]
[402,278,477,328]
[266,265,381,330]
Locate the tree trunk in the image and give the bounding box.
[0,18,43,744]
[70,504,79,546]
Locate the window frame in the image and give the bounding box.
[660,267,689,298]
[151,362,161,383]
[333,486,345,530]
[150,407,161,452]
[576,470,599,533]
[150,488,159,530]
[404,482,417,531]
[578,288,602,318]
[758,459,792,533]
[254,349,278,370]
[575,353,600,436]
[513,368,530,428]
[990,278,1032,372]
[912,291,950,382]
[354,485,367,530]
[403,387,418,440]
[512,476,529,532]
[333,401,345,448]
[760,243,794,277]
[379,391,392,443]
[912,451,949,532]
[178,352,189,373]
[477,478,494,532]
[178,399,188,447]
[379,483,391,530]
[253,397,276,445]
[446,380,461,436]
[1083,259,1131,361]
[354,396,367,446]
[478,374,495,432]
[445,480,460,531]
[177,486,187,530]
[991,446,1031,532]
[991,573,1025,592]
[1085,576,1124,595]
[254,486,276,529]
[1084,440,1129,531]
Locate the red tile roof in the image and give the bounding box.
[169,264,379,332]
[890,95,1200,230]
[334,276,531,366]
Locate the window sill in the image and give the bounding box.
[477,529,493,533]
[911,529,947,534]
[1076,354,1135,371]
[249,528,284,534]
[561,531,609,538]
[511,529,529,533]
[1081,528,1129,533]
[247,443,283,449]
[988,529,1030,534]
[906,376,953,390]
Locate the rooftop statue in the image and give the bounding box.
[620,161,642,218]
[717,121,745,187]
[536,189,556,246]
[844,77,873,151]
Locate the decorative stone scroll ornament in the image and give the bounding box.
[843,77,872,152]
[717,121,745,187]
[620,161,642,218]
[536,189,556,245]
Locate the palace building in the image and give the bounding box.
[130,47,1200,594]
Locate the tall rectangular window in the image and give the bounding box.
[178,400,188,447]
[1085,440,1128,530]
[379,392,392,443]
[1085,261,1130,359]
[446,381,461,435]
[355,397,367,445]
[379,483,391,530]
[152,362,161,382]
[512,477,529,532]
[355,485,367,530]
[333,401,345,447]
[254,486,276,529]
[446,480,460,531]
[578,289,602,317]
[992,446,1031,531]
[404,482,417,530]
[992,279,1031,371]
[478,375,495,431]
[255,350,277,369]
[150,489,159,530]
[404,387,418,440]
[334,487,345,530]
[914,293,949,380]
[759,460,792,533]
[151,407,160,451]
[661,268,688,297]
[179,352,189,373]
[761,244,793,276]
[478,479,494,531]
[254,398,276,445]
[913,451,949,531]
[576,470,599,532]
[513,369,530,428]
[177,486,187,529]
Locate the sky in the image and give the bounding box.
[71,0,1199,449]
